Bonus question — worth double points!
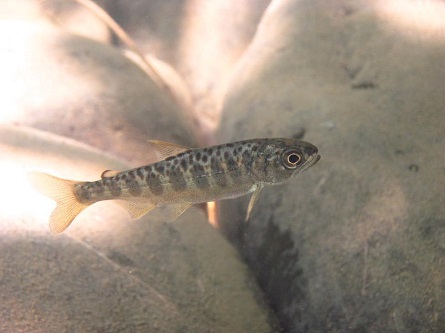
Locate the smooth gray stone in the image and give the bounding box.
[216,0,445,332]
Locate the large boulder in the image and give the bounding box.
[0,1,195,165]
[216,0,445,331]
[105,0,271,141]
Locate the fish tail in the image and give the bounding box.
[28,172,89,234]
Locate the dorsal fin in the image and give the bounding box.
[147,140,192,160]
[101,170,120,178]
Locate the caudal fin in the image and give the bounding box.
[28,172,89,234]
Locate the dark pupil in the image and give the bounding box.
[288,153,299,164]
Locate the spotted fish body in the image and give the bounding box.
[29,138,320,234]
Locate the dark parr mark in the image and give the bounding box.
[195,175,210,189]
[180,158,188,170]
[226,156,237,170]
[129,186,142,197]
[210,156,224,174]
[143,165,153,173]
[155,164,165,173]
[127,179,142,196]
[93,181,105,194]
[227,168,242,182]
[146,172,163,195]
[192,164,205,177]
[136,168,145,179]
[107,181,122,197]
[214,173,228,187]
[76,184,92,202]
[170,172,187,191]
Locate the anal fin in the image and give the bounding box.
[115,200,156,220]
[161,202,193,223]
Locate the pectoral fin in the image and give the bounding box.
[147,140,193,160]
[115,200,156,220]
[245,186,263,222]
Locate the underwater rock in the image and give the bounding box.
[0,125,278,333]
[39,0,110,43]
[104,0,185,63]
[216,0,445,331]
[0,9,195,166]
[106,0,270,82]
[106,0,271,142]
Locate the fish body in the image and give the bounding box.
[29,138,320,234]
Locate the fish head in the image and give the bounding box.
[256,138,320,184]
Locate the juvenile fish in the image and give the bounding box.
[29,138,320,234]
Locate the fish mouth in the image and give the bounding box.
[301,154,321,172]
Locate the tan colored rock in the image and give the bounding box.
[0,0,109,42]
[106,0,271,140]
[0,124,277,333]
[105,0,186,63]
[107,0,269,79]
[0,11,195,165]
[0,0,41,21]
[216,0,445,331]
[40,0,110,43]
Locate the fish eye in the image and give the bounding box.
[282,150,303,169]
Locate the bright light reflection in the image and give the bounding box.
[0,162,52,235]
[207,201,217,227]
[375,0,445,38]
